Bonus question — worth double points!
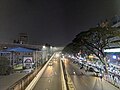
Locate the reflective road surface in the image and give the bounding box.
[33,58,62,90]
[64,59,119,90]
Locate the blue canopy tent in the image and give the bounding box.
[0,51,11,54]
[6,47,34,52]
[5,47,36,69]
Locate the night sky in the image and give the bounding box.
[0,0,119,46]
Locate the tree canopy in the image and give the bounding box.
[63,27,120,73]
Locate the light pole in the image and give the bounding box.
[50,46,53,56]
[42,45,47,63]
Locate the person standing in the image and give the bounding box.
[99,73,103,81]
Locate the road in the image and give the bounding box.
[64,59,119,90]
[33,58,62,90]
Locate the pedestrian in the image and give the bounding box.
[99,73,103,81]
[85,66,88,72]
[112,74,115,80]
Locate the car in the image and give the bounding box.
[73,71,76,74]
[88,67,95,72]
[88,67,100,76]
[48,61,53,66]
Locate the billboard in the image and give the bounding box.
[23,57,33,69]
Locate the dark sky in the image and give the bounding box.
[0,0,119,46]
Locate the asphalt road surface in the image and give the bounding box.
[64,59,119,90]
[33,58,62,90]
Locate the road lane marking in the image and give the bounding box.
[55,71,57,75]
[48,79,51,83]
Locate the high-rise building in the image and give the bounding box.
[19,33,28,44]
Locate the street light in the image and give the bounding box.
[50,46,53,56]
[113,55,117,59]
[42,45,46,49]
[42,45,49,63]
[42,45,46,63]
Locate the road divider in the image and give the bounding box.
[60,59,67,90]
[65,70,76,90]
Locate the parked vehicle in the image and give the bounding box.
[88,67,100,76]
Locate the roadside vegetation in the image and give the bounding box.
[0,56,12,75]
[63,26,120,74]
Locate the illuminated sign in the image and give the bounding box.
[24,57,33,63]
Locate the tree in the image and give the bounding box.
[0,56,12,75]
[62,43,80,54]
[64,27,120,74]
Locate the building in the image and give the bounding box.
[19,33,28,44]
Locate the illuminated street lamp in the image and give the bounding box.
[42,45,46,49]
[42,45,47,63]
[56,53,60,58]
[50,46,53,55]
[112,55,116,59]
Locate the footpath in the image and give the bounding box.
[0,72,27,90]
[72,62,120,90]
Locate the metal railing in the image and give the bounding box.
[6,64,45,90]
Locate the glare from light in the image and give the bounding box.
[104,48,120,52]
[89,54,94,59]
[56,53,60,57]
[50,46,52,49]
[43,45,46,48]
[113,55,117,59]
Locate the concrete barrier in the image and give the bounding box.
[60,59,67,90]
[66,70,76,90]
[25,53,55,90]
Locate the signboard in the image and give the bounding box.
[23,57,33,63]
[23,57,33,68]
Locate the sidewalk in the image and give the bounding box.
[83,70,120,90]
[104,74,120,89]
[93,77,119,90]
[0,72,27,90]
[74,63,120,89]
